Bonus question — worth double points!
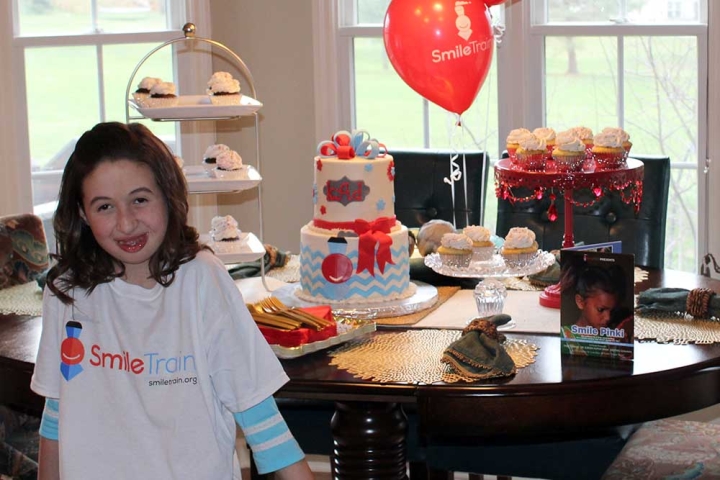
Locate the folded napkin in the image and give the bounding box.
[636,287,719,319]
[441,315,516,380]
[229,244,289,279]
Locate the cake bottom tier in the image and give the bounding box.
[298,223,415,305]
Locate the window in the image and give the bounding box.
[324,0,709,273]
[3,0,210,249]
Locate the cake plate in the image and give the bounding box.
[424,251,556,279]
[272,281,439,319]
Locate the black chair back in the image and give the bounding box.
[495,155,671,268]
[392,149,490,229]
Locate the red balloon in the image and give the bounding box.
[383,0,495,115]
[484,0,506,6]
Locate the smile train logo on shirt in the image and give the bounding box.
[60,320,85,381]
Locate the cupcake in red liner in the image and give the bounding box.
[505,128,531,165]
[592,130,626,170]
[572,126,594,161]
[552,130,586,173]
[601,127,632,160]
[515,132,547,171]
[533,127,556,157]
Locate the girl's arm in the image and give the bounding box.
[38,437,60,480]
[234,396,314,479]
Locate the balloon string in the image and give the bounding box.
[443,113,466,228]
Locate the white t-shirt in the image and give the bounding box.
[31,251,289,479]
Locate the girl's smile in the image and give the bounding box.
[80,159,168,286]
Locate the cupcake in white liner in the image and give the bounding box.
[145,81,178,108]
[463,225,495,262]
[437,233,473,269]
[213,149,246,178]
[500,227,539,268]
[207,71,241,106]
[133,76,162,106]
[211,215,241,242]
[202,144,230,172]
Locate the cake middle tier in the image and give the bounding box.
[313,154,395,226]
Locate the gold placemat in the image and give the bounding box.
[0,281,43,316]
[375,286,460,326]
[329,329,538,384]
[636,312,720,344]
[503,266,648,292]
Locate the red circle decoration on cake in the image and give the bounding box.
[322,253,354,284]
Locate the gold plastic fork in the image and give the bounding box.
[259,297,333,330]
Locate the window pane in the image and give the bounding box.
[624,36,698,271]
[545,0,701,24]
[357,0,391,24]
[17,0,170,36]
[354,37,426,147]
[545,36,618,133]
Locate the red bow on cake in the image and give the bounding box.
[353,217,395,276]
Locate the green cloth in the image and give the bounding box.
[441,325,516,380]
[228,245,289,280]
[636,287,720,317]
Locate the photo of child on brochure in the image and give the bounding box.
[560,250,635,360]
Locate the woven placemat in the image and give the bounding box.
[375,286,460,326]
[636,312,720,344]
[0,282,43,316]
[329,329,538,384]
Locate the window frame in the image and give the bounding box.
[313,0,718,274]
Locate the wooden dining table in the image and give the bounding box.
[3,269,720,479]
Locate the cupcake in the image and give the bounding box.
[505,128,531,164]
[601,127,632,159]
[463,225,495,262]
[515,133,547,171]
[437,233,473,269]
[533,127,556,155]
[207,71,241,106]
[145,81,178,108]
[210,215,241,242]
[213,149,245,178]
[592,130,626,170]
[572,126,594,156]
[552,130,586,173]
[132,76,162,106]
[500,227,539,268]
[202,144,230,172]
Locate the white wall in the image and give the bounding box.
[210,1,316,253]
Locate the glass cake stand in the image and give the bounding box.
[424,250,556,279]
[272,281,439,319]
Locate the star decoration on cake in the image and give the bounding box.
[316,159,323,171]
[387,161,395,181]
[364,164,373,172]
[320,205,327,215]
[376,199,386,211]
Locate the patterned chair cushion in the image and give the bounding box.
[603,419,720,479]
[0,213,49,290]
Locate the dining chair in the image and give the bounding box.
[495,154,671,269]
[0,212,49,479]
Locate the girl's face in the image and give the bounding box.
[575,290,618,329]
[80,159,168,287]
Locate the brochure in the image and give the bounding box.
[560,250,635,361]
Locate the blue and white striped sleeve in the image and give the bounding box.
[233,396,305,474]
[39,397,59,440]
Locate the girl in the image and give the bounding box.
[31,122,314,479]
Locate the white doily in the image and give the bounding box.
[0,281,43,316]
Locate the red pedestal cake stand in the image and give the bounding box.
[494,158,644,308]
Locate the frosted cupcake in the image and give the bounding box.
[210,216,242,255]
[437,233,473,269]
[145,81,178,108]
[463,225,495,262]
[133,76,162,106]
[552,130,586,173]
[533,127,556,156]
[500,227,538,268]
[202,144,230,172]
[207,71,241,106]
[572,126,594,158]
[214,149,245,178]
[592,130,626,170]
[601,127,632,159]
[505,128,531,164]
[515,133,547,171]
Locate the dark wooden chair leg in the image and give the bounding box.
[468,474,486,480]
[408,461,429,480]
[427,467,453,480]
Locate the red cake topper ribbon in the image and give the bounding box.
[317,129,387,160]
[353,217,395,276]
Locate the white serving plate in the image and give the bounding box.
[129,94,262,120]
[270,321,377,359]
[200,232,265,263]
[184,165,261,193]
